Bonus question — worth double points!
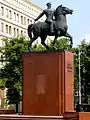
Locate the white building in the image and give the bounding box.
[0,0,45,45]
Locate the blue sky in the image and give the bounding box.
[32,0,90,46]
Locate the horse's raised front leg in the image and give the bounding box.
[65,32,73,48]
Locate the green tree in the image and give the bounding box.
[0,36,29,112]
[79,40,90,104]
[73,40,90,111]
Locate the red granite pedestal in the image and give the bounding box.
[22,51,74,116]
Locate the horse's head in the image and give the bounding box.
[61,6,73,15]
[55,5,73,15]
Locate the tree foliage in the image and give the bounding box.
[78,40,90,103]
[73,40,90,105]
[0,36,29,104]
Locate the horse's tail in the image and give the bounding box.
[27,24,34,39]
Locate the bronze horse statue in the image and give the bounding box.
[28,5,73,50]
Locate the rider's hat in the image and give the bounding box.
[46,2,51,6]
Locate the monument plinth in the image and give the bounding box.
[22,51,74,115]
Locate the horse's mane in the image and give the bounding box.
[55,5,62,12]
[54,5,63,16]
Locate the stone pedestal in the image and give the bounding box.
[22,51,74,115]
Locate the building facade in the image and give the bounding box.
[0,0,44,45]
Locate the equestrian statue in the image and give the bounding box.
[28,2,73,50]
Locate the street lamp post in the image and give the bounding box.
[79,48,81,105]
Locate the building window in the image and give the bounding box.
[14,12,16,21]
[1,23,4,32]
[6,25,8,33]
[30,20,32,23]
[6,8,9,18]
[24,31,26,35]
[27,19,29,25]
[21,30,23,35]
[1,6,4,16]
[14,28,16,36]
[9,26,11,34]
[17,14,19,22]
[17,29,19,36]
[24,17,26,25]
[21,16,23,24]
[9,10,12,19]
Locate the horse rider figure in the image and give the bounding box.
[34,2,55,34]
